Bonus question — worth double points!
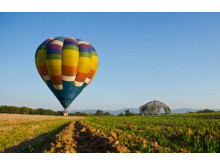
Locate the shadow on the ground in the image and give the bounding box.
[3,123,70,153]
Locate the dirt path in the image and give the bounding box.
[0,113,82,125]
[47,120,130,153]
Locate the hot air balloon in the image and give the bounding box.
[35,37,98,116]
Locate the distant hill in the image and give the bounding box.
[69,108,220,115]
[69,108,138,115]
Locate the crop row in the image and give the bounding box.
[85,113,220,153]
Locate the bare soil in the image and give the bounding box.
[0,113,81,123]
[47,120,131,153]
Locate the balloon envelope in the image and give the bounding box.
[35,37,98,109]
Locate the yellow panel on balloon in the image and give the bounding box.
[46,60,62,76]
[90,55,98,70]
[62,50,79,66]
[77,57,92,73]
[37,50,47,66]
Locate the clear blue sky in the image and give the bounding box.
[0,12,220,111]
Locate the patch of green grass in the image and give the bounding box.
[0,118,75,152]
[85,113,220,153]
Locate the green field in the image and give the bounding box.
[0,113,219,153]
[85,113,220,153]
[0,114,79,152]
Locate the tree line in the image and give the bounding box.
[0,105,61,116]
[0,105,96,116]
[0,106,139,116]
[95,109,139,116]
[187,109,216,113]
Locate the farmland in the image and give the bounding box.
[0,113,219,153]
[0,114,81,152]
[85,113,220,153]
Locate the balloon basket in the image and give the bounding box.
[62,109,68,116]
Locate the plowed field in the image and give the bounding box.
[1,113,219,153]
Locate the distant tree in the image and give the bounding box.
[118,112,124,116]
[21,107,29,114]
[128,112,138,116]
[104,112,111,116]
[95,110,104,116]
[197,109,215,113]
[81,112,88,116]
[69,112,89,116]
[124,109,137,116]
[125,109,130,115]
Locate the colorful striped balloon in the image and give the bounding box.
[35,37,98,109]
